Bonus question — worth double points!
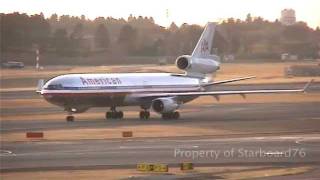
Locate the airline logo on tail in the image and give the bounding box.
[200,39,209,54]
[191,22,216,58]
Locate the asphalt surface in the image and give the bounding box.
[1,102,320,134]
[1,82,320,178]
[1,101,320,172]
[1,134,320,172]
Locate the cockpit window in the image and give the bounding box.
[46,84,63,90]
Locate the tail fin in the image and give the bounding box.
[175,22,219,78]
[191,22,216,58]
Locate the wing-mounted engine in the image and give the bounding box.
[152,97,179,113]
[175,55,220,78]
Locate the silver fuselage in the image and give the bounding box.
[41,73,205,112]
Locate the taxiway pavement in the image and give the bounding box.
[1,82,320,172]
[1,134,320,171]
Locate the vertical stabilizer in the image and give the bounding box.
[191,22,216,58]
[175,22,219,78]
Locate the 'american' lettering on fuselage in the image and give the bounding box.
[80,77,122,86]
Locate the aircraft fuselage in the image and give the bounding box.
[41,73,203,112]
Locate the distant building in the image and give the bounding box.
[280,9,296,26]
[281,53,298,61]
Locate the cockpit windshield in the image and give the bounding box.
[46,84,63,90]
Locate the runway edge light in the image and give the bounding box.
[137,163,154,172]
[181,162,194,170]
[153,164,169,172]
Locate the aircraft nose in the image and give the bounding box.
[44,78,64,90]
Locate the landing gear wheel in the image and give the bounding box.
[66,115,74,122]
[162,111,179,120]
[139,111,144,119]
[117,111,124,119]
[173,111,180,119]
[111,112,117,119]
[106,112,111,119]
[139,111,150,120]
[145,111,150,119]
[106,111,124,119]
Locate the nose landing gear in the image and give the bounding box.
[66,115,74,122]
[65,108,78,122]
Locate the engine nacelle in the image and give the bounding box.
[175,55,220,75]
[152,97,179,113]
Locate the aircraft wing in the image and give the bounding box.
[201,76,256,87]
[135,80,313,99]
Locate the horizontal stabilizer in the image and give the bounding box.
[202,76,255,87]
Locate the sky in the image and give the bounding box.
[1,0,320,28]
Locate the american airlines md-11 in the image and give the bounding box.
[37,22,312,121]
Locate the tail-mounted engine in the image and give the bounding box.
[175,55,220,77]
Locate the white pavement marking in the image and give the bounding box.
[119,144,198,149]
[0,150,16,156]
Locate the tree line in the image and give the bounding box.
[1,12,319,60]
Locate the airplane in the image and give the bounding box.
[37,22,312,122]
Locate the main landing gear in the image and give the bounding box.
[162,111,180,120]
[106,107,123,119]
[139,110,150,120]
